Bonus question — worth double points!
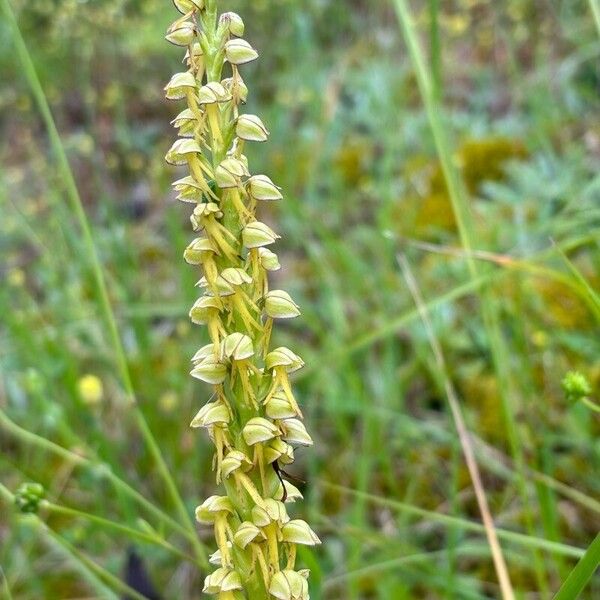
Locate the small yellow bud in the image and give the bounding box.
[7,268,26,287]
[159,390,179,413]
[77,374,103,406]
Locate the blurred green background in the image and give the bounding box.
[1,0,600,598]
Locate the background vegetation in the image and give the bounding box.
[1,0,599,597]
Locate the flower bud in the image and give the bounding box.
[203,567,243,594]
[165,138,202,165]
[14,482,45,514]
[221,450,252,479]
[251,498,289,527]
[172,176,203,203]
[164,71,196,100]
[190,401,230,428]
[265,390,297,420]
[222,332,254,361]
[171,108,198,137]
[281,418,313,446]
[224,39,258,65]
[242,221,280,248]
[195,495,234,523]
[265,290,301,319]
[190,359,228,385]
[258,247,281,271]
[277,480,304,503]
[173,0,204,15]
[220,11,245,37]
[222,76,248,103]
[184,237,218,264]
[234,521,263,549]
[281,520,321,546]
[220,267,252,286]
[206,275,235,297]
[184,41,203,64]
[191,343,215,364]
[265,347,304,373]
[208,547,223,566]
[264,438,295,465]
[197,81,231,104]
[165,21,195,46]
[215,157,250,188]
[269,569,309,600]
[246,174,282,201]
[192,202,223,219]
[189,295,221,324]
[236,114,269,142]
[242,417,279,446]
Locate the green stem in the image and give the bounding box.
[0,484,146,600]
[42,501,198,566]
[0,407,193,543]
[322,482,584,559]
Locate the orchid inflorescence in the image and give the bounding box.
[164,1,319,598]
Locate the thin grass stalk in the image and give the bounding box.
[398,254,514,598]
[164,1,318,597]
[320,483,584,559]
[391,0,550,593]
[0,484,146,600]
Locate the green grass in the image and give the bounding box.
[1,0,600,598]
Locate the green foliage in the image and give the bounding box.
[1,0,600,598]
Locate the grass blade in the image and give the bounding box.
[553,533,600,599]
